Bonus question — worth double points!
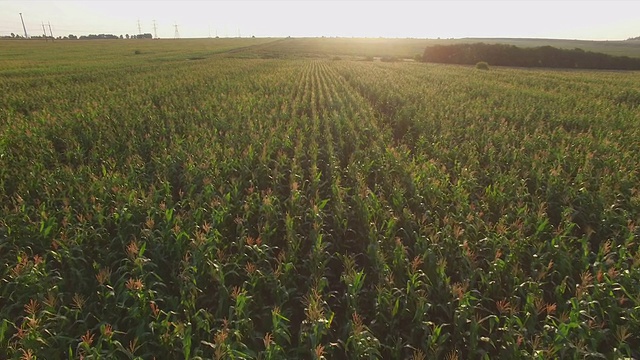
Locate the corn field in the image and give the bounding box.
[1,40,640,359]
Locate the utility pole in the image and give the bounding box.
[48,21,54,41]
[174,24,180,39]
[153,20,158,39]
[19,13,28,38]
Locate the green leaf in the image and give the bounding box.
[535,218,549,235]
[0,319,9,343]
[392,297,400,317]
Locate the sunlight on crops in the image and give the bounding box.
[1,39,639,358]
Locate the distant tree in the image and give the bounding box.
[125,34,130,39]
[120,35,124,39]
[79,34,119,40]
[68,34,78,40]
[11,32,15,38]
[476,61,489,70]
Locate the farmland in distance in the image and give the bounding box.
[1,38,640,359]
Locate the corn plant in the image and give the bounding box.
[1,39,640,359]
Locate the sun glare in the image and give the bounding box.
[0,0,639,40]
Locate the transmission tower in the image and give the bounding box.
[137,19,142,35]
[19,13,28,38]
[174,24,180,39]
[153,20,158,39]
[41,22,47,41]
[48,21,54,40]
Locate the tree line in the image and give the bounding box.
[2,33,153,40]
[422,43,640,70]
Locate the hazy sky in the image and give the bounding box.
[1,1,639,40]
